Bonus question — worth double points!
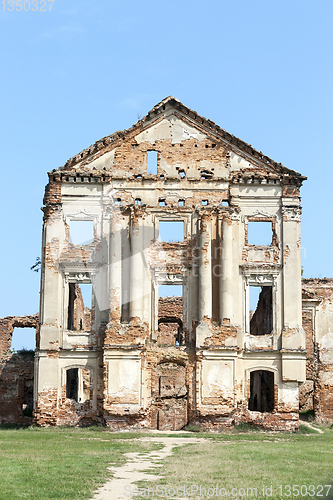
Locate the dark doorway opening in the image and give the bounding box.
[249,370,274,412]
[250,286,272,335]
[66,368,78,402]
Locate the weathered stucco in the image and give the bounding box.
[2,97,332,430]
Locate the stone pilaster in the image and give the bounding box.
[199,212,212,321]
[130,210,144,320]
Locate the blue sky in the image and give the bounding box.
[1,0,332,348]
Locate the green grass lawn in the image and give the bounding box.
[0,425,332,500]
[0,427,160,500]
[139,425,333,500]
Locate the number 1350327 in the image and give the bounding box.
[2,0,54,11]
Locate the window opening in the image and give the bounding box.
[66,368,78,401]
[135,198,141,205]
[248,221,272,246]
[248,370,274,412]
[202,200,208,206]
[222,200,229,206]
[65,367,92,403]
[147,150,158,175]
[159,199,166,206]
[178,199,185,207]
[250,286,272,335]
[11,328,36,351]
[23,379,34,417]
[158,285,183,345]
[115,198,121,205]
[201,170,212,179]
[159,220,184,242]
[69,220,94,245]
[67,283,92,332]
[179,170,185,179]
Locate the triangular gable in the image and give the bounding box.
[55,96,306,182]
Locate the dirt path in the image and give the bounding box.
[300,421,324,433]
[91,436,208,500]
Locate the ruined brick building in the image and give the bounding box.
[1,97,332,430]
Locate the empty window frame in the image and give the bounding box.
[178,170,186,179]
[178,199,185,207]
[158,284,183,345]
[66,367,92,403]
[201,170,213,179]
[158,220,184,242]
[248,370,274,412]
[247,221,273,246]
[11,328,36,351]
[23,379,33,417]
[249,286,273,335]
[67,283,92,332]
[66,368,78,401]
[147,150,158,175]
[135,198,141,205]
[69,220,94,245]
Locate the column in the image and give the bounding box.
[281,204,304,346]
[130,212,144,320]
[199,213,212,320]
[220,215,233,322]
[109,212,122,321]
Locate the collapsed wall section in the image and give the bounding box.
[0,314,38,424]
[302,279,333,422]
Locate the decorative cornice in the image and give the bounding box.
[63,209,100,224]
[281,206,302,222]
[240,264,281,285]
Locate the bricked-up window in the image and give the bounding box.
[159,221,184,242]
[147,150,158,175]
[67,283,92,332]
[250,286,272,335]
[248,370,274,412]
[11,328,36,351]
[69,220,94,245]
[66,368,78,401]
[248,221,272,246]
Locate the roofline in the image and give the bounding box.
[53,96,306,181]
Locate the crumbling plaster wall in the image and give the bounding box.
[302,279,333,422]
[33,97,308,431]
